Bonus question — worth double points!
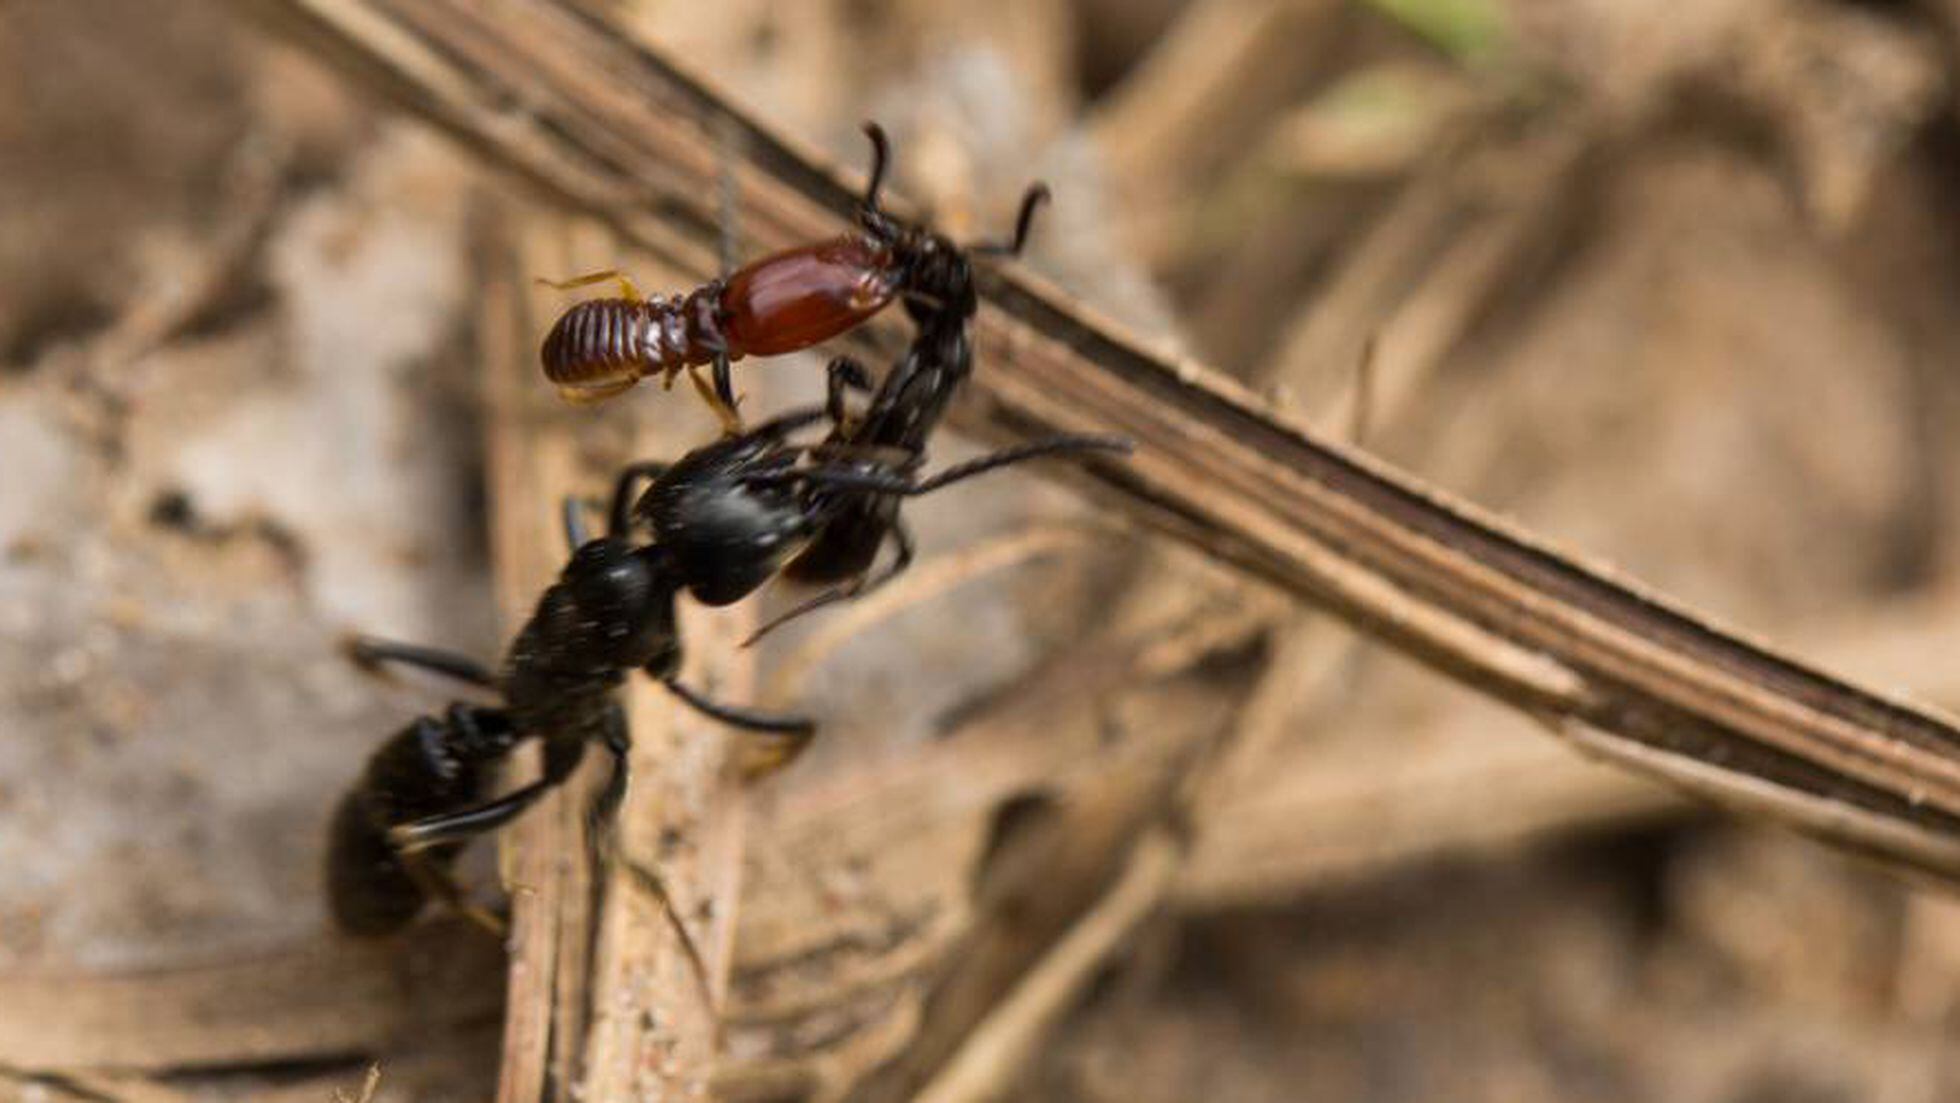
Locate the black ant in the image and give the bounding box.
[738,202,1128,642]
[327,405,1127,932]
[537,123,1042,431]
[324,419,826,935]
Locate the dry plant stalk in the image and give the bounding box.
[223,0,1960,898]
[912,830,1182,1103]
[0,919,501,1071]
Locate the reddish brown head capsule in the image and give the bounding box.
[720,237,896,356]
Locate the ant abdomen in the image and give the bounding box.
[325,788,467,935]
[324,709,514,936]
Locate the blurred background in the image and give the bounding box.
[5,0,1960,1100]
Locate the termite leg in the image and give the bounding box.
[536,269,644,301]
[557,375,643,407]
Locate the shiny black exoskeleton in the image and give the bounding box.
[325,422,826,935]
[326,704,518,935]
[739,188,1133,641]
[633,407,833,606]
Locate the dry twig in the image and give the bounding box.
[0,921,501,1071]
[912,831,1182,1103]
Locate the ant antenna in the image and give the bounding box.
[860,122,891,213]
[972,183,1050,258]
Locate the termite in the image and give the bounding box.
[537,123,1045,431]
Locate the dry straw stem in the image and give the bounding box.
[228,0,1960,928]
[912,830,1182,1103]
[0,1070,199,1103]
[0,920,502,1072]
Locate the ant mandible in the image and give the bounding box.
[537,123,1045,432]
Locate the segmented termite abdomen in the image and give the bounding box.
[540,288,728,405]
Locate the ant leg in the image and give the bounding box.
[658,674,815,737]
[741,520,915,647]
[586,701,728,1002]
[588,703,631,840]
[392,736,585,852]
[347,637,496,689]
[537,269,643,301]
[613,851,718,1009]
[807,440,918,468]
[825,356,875,421]
[847,517,915,603]
[403,706,517,935]
[390,779,553,851]
[738,727,816,780]
[607,460,671,537]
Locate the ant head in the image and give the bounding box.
[891,231,973,323]
[853,122,1050,322]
